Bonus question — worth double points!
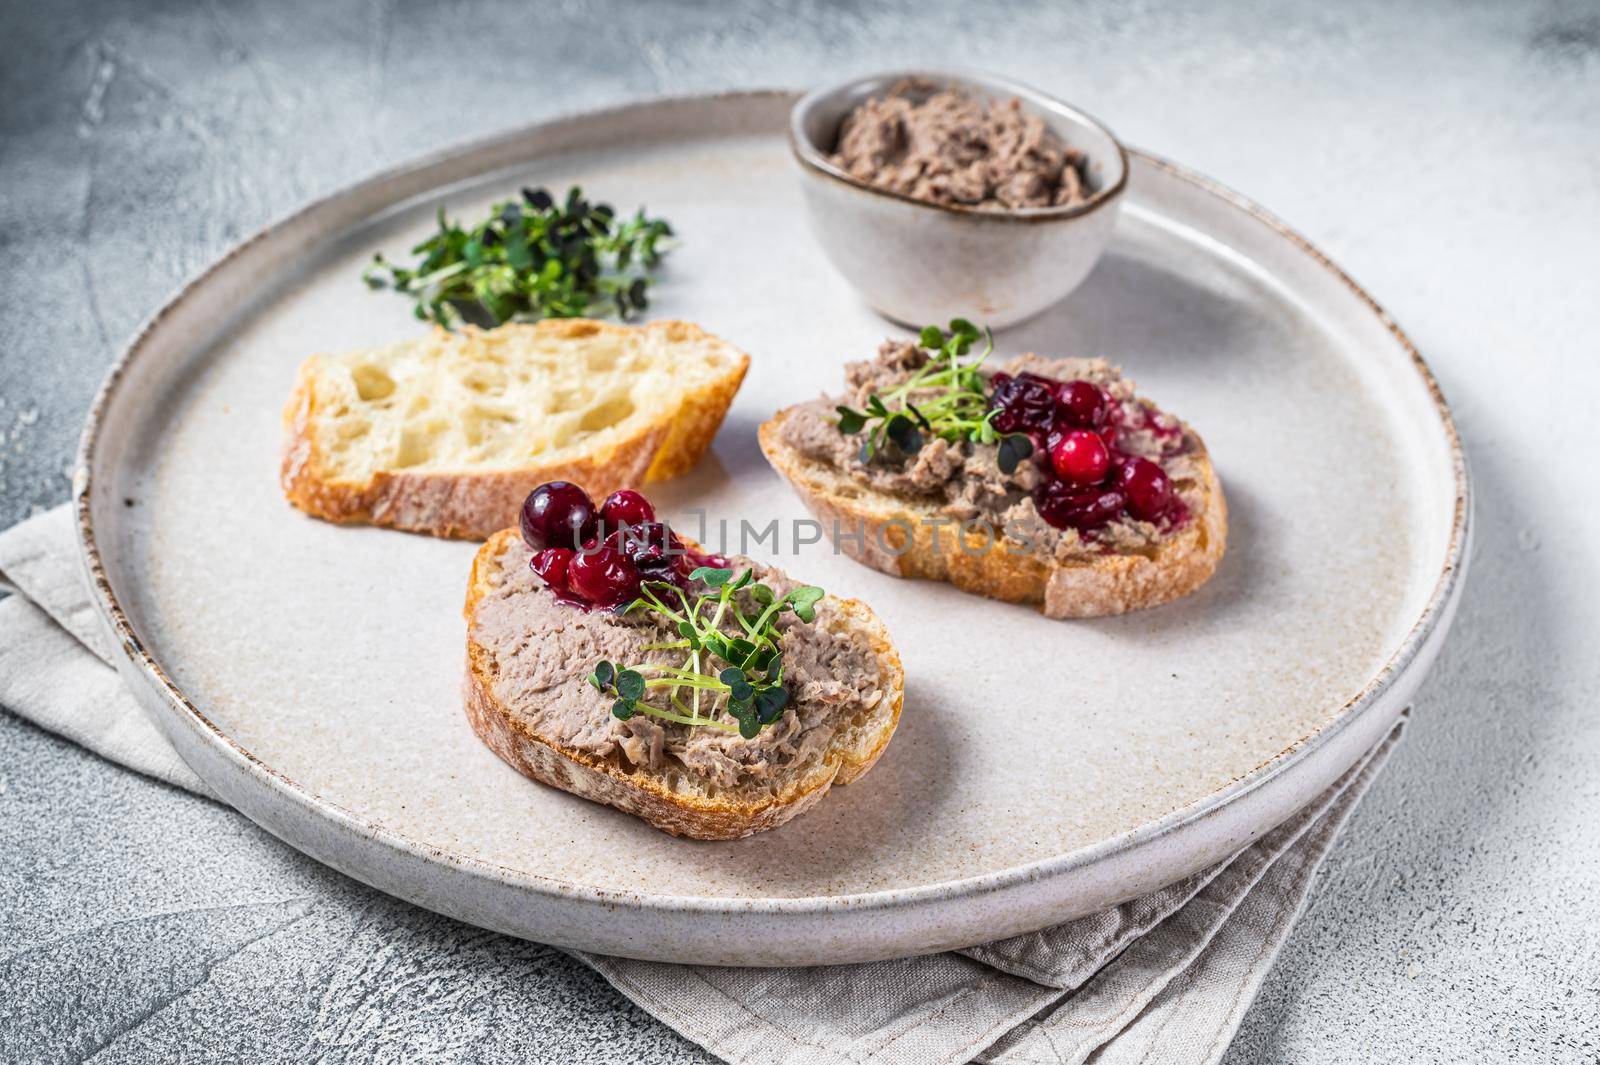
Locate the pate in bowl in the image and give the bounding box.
[790,70,1128,329]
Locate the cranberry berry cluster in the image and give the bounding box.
[519,482,714,610]
[988,372,1186,535]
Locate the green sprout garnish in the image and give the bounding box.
[362,185,674,329]
[833,319,1034,473]
[587,567,825,739]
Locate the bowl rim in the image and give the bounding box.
[789,67,1131,223]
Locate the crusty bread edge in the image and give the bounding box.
[281,318,750,541]
[461,529,905,840]
[758,407,1228,618]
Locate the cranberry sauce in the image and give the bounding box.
[522,482,723,611]
[987,371,1188,540]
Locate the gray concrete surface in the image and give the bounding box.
[2,1,1598,1061]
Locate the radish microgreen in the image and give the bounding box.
[833,320,1033,471]
[588,567,824,739]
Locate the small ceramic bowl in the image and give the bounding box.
[790,69,1129,330]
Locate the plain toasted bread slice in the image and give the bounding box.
[759,408,1227,618]
[462,529,905,839]
[281,319,749,539]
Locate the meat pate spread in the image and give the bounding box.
[830,81,1089,210]
[780,340,1203,562]
[471,540,886,794]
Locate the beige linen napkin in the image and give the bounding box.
[0,505,1402,1065]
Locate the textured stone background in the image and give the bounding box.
[2,1,1598,1061]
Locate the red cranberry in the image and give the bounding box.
[1118,457,1174,521]
[1050,430,1111,486]
[1035,480,1128,531]
[989,372,1058,434]
[600,489,655,529]
[603,521,682,575]
[520,481,598,551]
[567,546,640,607]
[529,548,574,593]
[1057,380,1108,428]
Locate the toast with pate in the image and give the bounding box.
[760,322,1226,618]
[281,318,748,539]
[463,482,903,839]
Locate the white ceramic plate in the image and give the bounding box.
[75,92,1468,966]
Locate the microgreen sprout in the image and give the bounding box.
[832,320,1035,473]
[362,185,674,329]
[588,568,825,739]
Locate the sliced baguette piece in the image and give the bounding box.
[759,409,1227,618]
[462,529,905,840]
[281,319,749,539]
